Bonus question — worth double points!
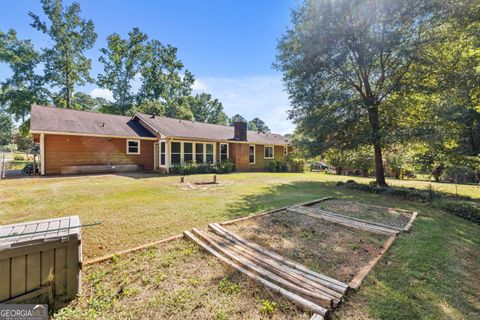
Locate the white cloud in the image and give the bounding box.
[192,79,208,91]
[192,75,294,134]
[90,88,113,102]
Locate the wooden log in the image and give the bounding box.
[210,223,348,293]
[183,230,330,318]
[288,206,398,236]
[403,211,418,232]
[349,235,396,290]
[209,224,343,299]
[205,229,342,301]
[192,228,334,308]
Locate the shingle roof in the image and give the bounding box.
[136,113,289,145]
[30,105,156,138]
[29,105,289,145]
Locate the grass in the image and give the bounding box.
[1,172,479,319]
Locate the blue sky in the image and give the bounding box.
[0,1,300,134]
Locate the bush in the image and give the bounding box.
[13,153,25,161]
[440,165,478,183]
[434,200,480,224]
[170,160,234,175]
[338,180,480,224]
[267,160,283,172]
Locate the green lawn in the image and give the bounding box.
[1,172,479,319]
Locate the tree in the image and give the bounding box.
[230,114,247,124]
[98,28,147,115]
[138,40,195,119]
[0,110,13,147]
[29,0,97,109]
[248,117,270,133]
[275,0,433,186]
[188,93,229,125]
[0,29,48,124]
[73,92,109,111]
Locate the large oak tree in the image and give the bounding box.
[275,0,433,185]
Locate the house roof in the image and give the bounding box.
[135,113,289,145]
[30,105,156,139]
[30,105,289,145]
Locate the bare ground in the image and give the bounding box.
[225,210,389,283]
[52,239,311,320]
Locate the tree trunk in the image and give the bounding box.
[336,167,343,175]
[367,106,387,186]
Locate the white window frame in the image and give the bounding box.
[284,146,288,155]
[170,140,217,165]
[264,145,274,159]
[126,139,141,155]
[220,143,229,161]
[249,145,256,164]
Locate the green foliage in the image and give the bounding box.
[98,28,147,114]
[29,0,97,108]
[339,180,480,224]
[13,153,25,161]
[170,160,234,175]
[248,117,270,133]
[217,278,240,295]
[0,29,48,123]
[0,111,12,146]
[230,114,247,124]
[440,165,477,183]
[73,92,110,111]
[275,0,434,186]
[259,299,277,316]
[188,93,229,125]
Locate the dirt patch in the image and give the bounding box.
[225,210,389,283]
[309,199,412,229]
[52,239,310,320]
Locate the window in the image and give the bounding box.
[249,145,255,164]
[220,143,228,161]
[160,142,166,165]
[195,143,204,163]
[206,143,214,163]
[264,146,274,159]
[184,143,193,162]
[127,140,140,155]
[171,142,181,165]
[284,146,288,156]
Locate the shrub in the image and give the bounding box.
[440,165,478,183]
[434,200,480,224]
[338,180,480,224]
[267,160,282,172]
[13,153,25,161]
[170,160,234,175]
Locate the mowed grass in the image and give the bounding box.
[1,172,480,319]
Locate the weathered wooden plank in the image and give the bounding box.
[288,206,398,236]
[209,224,344,299]
[55,247,67,295]
[404,211,418,232]
[26,253,41,292]
[184,230,330,318]
[41,250,55,287]
[0,258,10,301]
[349,236,396,290]
[210,223,348,292]
[192,228,334,308]
[11,255,26,297]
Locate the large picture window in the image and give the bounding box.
[127,140,140,155]
[264,146,274,159]
[249,145,255,164]
[206,143,214,163]
[184,143,193,162]
[171,142,181,165]
[195,143,204,163]
[220,143,228,161]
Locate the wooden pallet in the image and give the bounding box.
[184,223,349,319]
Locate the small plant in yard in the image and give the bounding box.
[260,299,277,317]
[218,278,240,294]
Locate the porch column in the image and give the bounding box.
[40,133,45,175]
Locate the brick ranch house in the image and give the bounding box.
[30,105,291,175]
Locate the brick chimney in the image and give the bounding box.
[233,121,247,141]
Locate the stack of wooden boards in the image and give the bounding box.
[184,223,349,320]
[287,205,404,236]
